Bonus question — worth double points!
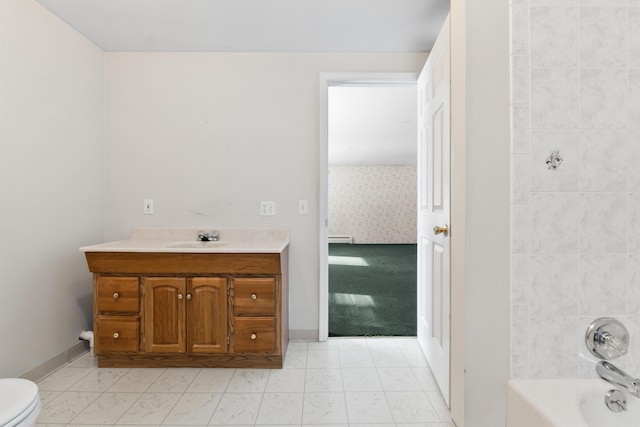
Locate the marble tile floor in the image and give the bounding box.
[35,337,454,427]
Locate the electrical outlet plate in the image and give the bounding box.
[260,201,276,216]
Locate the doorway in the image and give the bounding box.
[327,85,418,337]
[318,73,419,341]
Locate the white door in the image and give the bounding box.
[417,15,451,405]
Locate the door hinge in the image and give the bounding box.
[226,336,230,345]
[227,284,230,295]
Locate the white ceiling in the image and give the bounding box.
[34,0,445,165]
[329,86,417,166]
[35,0,449,52]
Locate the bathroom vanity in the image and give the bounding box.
[80,228,289,369]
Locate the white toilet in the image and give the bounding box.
[0,379,41,427]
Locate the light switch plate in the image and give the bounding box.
[260,201,276,216]
[144,199,154,214]
[298,199,309,215]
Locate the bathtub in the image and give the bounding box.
[507,378,640,427]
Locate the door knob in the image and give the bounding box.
[177,294,183,300]
[186,293,192,300]
[433,224,449,236]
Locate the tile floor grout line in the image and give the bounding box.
[339,348,350,425]
[251,379,267,426]
[204,368,232,425]
[111,365,174,426]
[160,367,202,426]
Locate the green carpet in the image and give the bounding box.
[329,243,417,337]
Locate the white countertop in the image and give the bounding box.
[79,227,289,254]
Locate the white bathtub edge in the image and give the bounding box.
[507,379,595,427]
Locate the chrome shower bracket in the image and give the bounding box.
[586,317,629,360]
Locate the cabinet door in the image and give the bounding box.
[187,277,228,353]
[144,277,186,353]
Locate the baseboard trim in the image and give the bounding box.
[20,341,88,382]
[289,329,319,341]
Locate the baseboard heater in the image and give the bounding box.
[328,235,353,244]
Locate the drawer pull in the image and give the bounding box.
[113,332,120,339]
[113,292,119,299]
[250,333,257,340]
[251,293,257,300]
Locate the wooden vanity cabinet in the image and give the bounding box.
[86,250,289,368]
[144,276,228,354]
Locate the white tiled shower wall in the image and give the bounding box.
[510,0,640,377]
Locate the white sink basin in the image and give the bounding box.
[168,241,227,249]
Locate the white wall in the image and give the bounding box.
[103,52,426,338]
[328,165,417,244]
[454,0,511,425]
[0,0,104,377]
[510,2,640,378]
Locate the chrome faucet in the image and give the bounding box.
[197,230,219,241]
[596,361,640,398]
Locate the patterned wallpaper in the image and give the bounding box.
[328,165,417,244]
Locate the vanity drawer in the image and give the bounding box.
[233,317,276,353]
[96,315,139,353]
[233,277,276,314]
[96,277,139,313]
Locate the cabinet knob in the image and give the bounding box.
[113,292,119,299]
[251,293,257,300]
[113,332,120,339]
[250,333,257,340]
[178,294,183,300]
[186,293,192,300]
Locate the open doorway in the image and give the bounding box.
[326,84,418,337]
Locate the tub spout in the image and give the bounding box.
[596,361,640,398]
